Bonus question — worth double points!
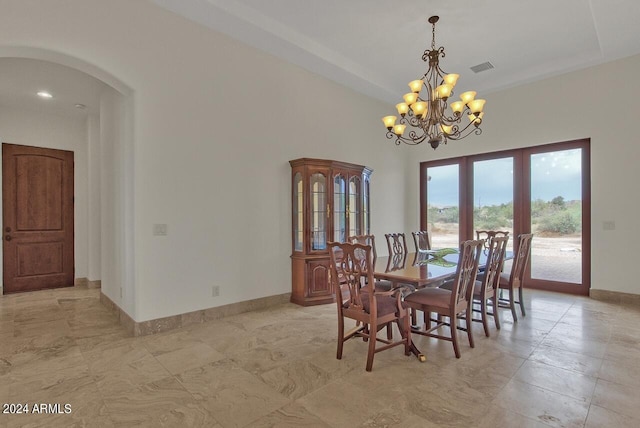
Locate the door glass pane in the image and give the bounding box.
[334,175,346,242]
[293,172,303,251]
[426,164,459,249]
[530,149,582,283]
[473,157,514,254]
[310,173,327,250]
[348,177,361,237]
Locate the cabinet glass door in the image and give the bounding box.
[293,172,303,251]
[348,176,361,238]
[334,174,346,242]
[310,172,328,250]
[363,177,370,235]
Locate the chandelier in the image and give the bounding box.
[382,16,486,150]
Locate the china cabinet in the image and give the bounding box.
[290,158,372,306]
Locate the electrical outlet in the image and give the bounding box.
[603,221,616,231]
[212,285,220,297]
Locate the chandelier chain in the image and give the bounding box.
[431,20,436,51]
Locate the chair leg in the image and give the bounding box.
[386,323,393,340]
[411,308,417,326]
[480,298,490,337]
[509,289,518,322]
[366,323,377,372]
[518,287,526,317]
[362,324,370,342]
[337,316,345,360]
[492,294,501,330]
[466,307,475,349]
[450,313,461,358]
[399,315,411,356]
[424,311,431,330]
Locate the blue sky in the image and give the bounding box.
[427,149,582,207]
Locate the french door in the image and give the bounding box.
[420,139,590,295]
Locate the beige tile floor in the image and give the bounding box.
[1,286,640,427]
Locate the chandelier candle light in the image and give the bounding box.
[382,16,486,149]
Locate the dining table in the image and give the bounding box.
[373,248,514,288]
[373,250,460,288]
[372,248,513,361]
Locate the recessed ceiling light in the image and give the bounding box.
[37,91,53,99]
[74,103,86,109]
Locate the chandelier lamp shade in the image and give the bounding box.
[382,16,486,150]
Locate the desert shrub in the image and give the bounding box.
[428,206,459,223]
[538,211,579,234]
[551,195,566,208]
[475,216,510,230]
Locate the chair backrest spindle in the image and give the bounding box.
[476,230,509,250]
[385,233,408,258]
[411,230,432,252]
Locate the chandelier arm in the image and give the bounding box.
[406,129,427,144]
[404,115,422,128]
[446,122,482,141]
[386,131,402,145]
[401,136,427,146]
[387,129,430,146]
[440,112,460,124]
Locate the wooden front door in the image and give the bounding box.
[2,143,74,294]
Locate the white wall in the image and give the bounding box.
[404,53,640,295]
[0,0,404,321]
[125,3,404,321]
[0,104,89,280]
[87,113,101,281]
[99,88,136,315]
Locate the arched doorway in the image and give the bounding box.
[0,48,135,310]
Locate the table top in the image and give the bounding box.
[373,249,512,287]
[372,251,458,287]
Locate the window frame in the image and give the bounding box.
[420,138,591,295]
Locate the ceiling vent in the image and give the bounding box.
[470,61,495,73]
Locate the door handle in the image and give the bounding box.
[5,235,11,241]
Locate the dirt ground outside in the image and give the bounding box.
[429,223,582,284]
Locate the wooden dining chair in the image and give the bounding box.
[348,234,394,339]
[411,230,432,252]
[385,233,408,258]
[383,251,415,292]
[475,230,509,250]
[497,233,533,321]
[385,232,421,326]
[348,234,394,290]
[328,241,412,371]
[471,235,509,336]
[404,239,483,358]
[348,234,377,259]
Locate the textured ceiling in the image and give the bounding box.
[4,1,640,120]
[152,0,640,103]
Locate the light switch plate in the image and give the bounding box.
[153,224,168,236]
[602,221,615,231]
